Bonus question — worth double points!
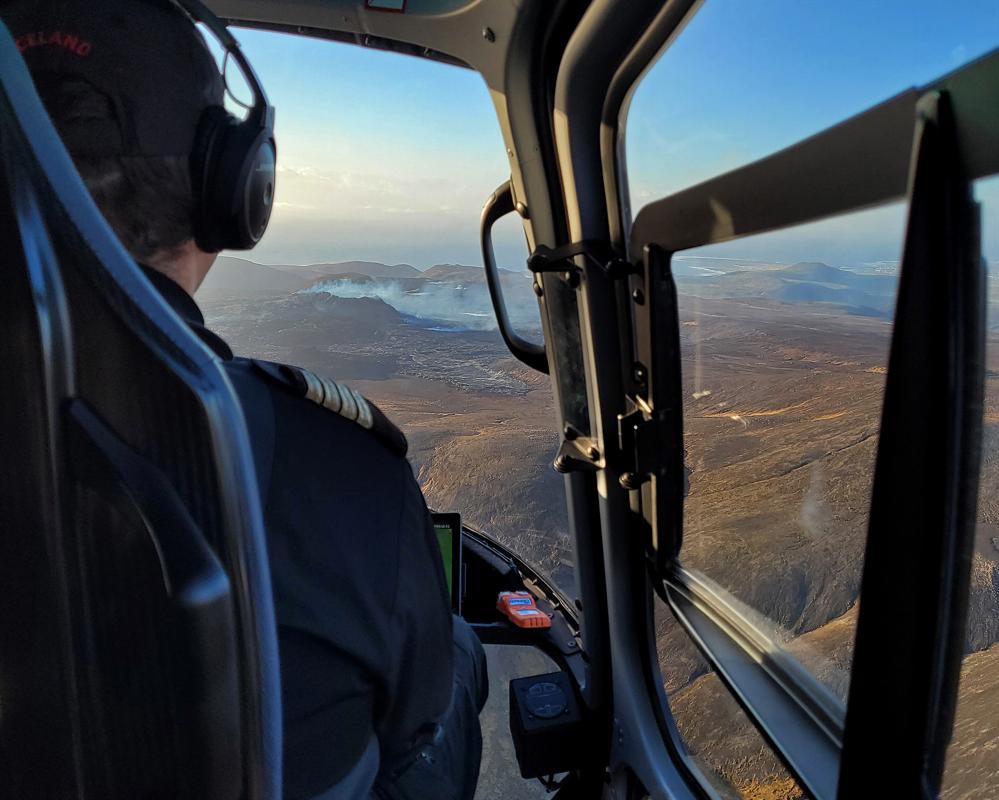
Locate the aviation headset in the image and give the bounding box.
[170,0,276,252]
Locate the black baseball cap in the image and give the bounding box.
[1,0,224,156]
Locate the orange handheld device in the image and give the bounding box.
[497,591,552,629]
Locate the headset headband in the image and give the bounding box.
[169,0,274,129]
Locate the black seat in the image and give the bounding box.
[0,21,281,799]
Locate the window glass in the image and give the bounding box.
[642,131,999,800]
[660,177,999,800]
[670,203,906,701]
[942,175,999,798]
[648,177,999,795]
[655,603,805,799]
[626,0,999,210]
[195,30,571,595]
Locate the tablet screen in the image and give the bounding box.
[431,512,462,613]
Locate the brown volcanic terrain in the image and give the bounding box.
[944,643,999,799]
[198,257,999,799]
[661,295,891,698]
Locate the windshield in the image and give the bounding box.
[195,29,572,595]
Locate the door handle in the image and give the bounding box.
[480,180,549,374]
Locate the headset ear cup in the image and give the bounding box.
[214,123,275,249]
[241,132,276,245]
[190,106,275,251]
[189,105,232,252]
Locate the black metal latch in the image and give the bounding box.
[617,409,670,489]
[528,240,634,287]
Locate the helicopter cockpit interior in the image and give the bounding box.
[2,1,999,799]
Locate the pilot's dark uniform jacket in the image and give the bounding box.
[143,268,488,800]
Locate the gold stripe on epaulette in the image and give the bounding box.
[337,379,357,420]
[320,376,342,413]
[299,367,373,430]
[354,388,373,429]
[301,368,324,406]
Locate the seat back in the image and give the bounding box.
[0,21,281,799]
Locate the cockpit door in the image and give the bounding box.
[627,46,999,800]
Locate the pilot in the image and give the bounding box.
[2,0,488,798]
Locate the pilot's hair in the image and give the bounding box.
[41,77,195,264]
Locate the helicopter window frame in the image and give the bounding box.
[618,36,999,800]
[227,20,472,70]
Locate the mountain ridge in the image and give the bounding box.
[676,260,898,315]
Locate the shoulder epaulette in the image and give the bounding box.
[249,359,408,456]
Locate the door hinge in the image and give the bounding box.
[552,430,603,474]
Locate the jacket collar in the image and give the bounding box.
[140,265,234,361]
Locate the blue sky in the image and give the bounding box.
[627,0,999,267]
[229,0,999,269]
[227,29,519,268]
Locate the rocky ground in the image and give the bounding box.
[199,261,999,799]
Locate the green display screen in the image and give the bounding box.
[434,523,454,597]
[432,512,461,611]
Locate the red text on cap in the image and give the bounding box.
[16,31,92,57]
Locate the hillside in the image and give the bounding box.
[943,643,999,799]
[422,263,524,285]
[418,409,572,588]
[307,272,377,287]
[200,274,999,664]
[676,294,888,641]
[668,615,999,800]
[198,255,311,295]
[669,664,803,799]
[676,261,897,316]
[195,263,999,798]
[422,263,485,282]
[279,260,421,280]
